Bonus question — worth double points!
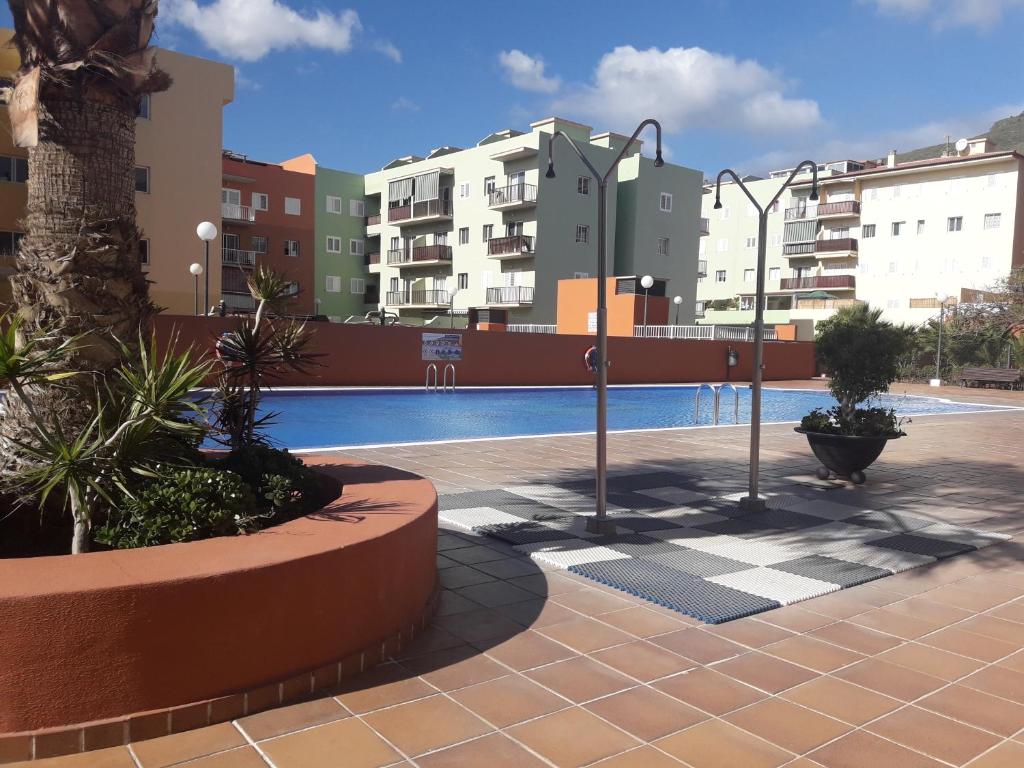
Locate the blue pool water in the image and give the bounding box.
[246,386,1011,450]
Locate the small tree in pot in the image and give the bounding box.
[798,304,915,483]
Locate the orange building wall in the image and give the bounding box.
[556,277,670,336]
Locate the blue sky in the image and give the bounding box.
[3,0,1023,176]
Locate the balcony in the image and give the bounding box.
[365,252,380,267]
[815,237,858,257]
[782,242,816,257]
[784,206,810,221]
[698,259,707,278]
[488,183,538,210]
[699,217,709,236]
[386,244,453,267]
[487,235,535,260]
[221,203,255,224]
[778,275,856,292]
[222,248,258,268]
[366,213,381,226]
[816,200,861,218]
[387,198,453,225]
[486,286,534,305]
[385,289,450,308]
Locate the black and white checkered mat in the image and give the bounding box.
[438,474,1009,624]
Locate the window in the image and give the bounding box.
[574,271,589,279]
[744,269,755,283]
[917,220,925,235]
[769,201,780,214]
[325,276,342,293]
[889,261,897,273]
[458,227,469,245]
[770,234,783,247]
[326,236,342,254]
[435,231,448,246]
[716,238,729,253]
[138,94,151,119]
[284,239,299,257]
[389,277,399,292]
[326,195,343,214]
[659,192,673,212]
[134,166,150,193]
[947,216,963,232]
[745,236,757,249]
[578,176,590,195]
[862,224,876,238]
[349,199,365,217]
[0,156,29,183]
[139,239,150,266]
[284,197,301,215]
[483,176,496,195]
[891,221,904,236]
[984,213,1001,230]
[459,182,471,199]
[350,278,365,295]
[350,239,364,256]
[252,192,269,211]
[576,224,589,244]
[887,298,901,309]
[251,235,268,253]
[740,297,755,311]
[982,256,992,268]
[768,267,781,281]
[389,236,400,250]
[506,221,523,237]
[458,273,469,290]
[657,237,670,257]
[715,270,727,283]
[719,206,730,220]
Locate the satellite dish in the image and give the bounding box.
[955,138,969,153]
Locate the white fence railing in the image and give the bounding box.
[507,324,557,334]
[635,325,778,342]
[221,202,255,222]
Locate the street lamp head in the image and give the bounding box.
[640,275,654,289]
[809,184,820,202]
[654,150,664,168]
[713,197,722,210]
[545,159,556,179]
[189,262,203,276]
[673,295,682,305]
[196,221,217,241]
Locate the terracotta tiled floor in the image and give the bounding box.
[15,384,1024,767]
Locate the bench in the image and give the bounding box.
[958,367,1023,390]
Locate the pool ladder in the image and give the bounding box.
[694,382,740,425]
[425,364,456,393]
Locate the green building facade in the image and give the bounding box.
[314,166,375,320]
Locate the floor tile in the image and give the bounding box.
[507,707,641,768]
[876,641,985,681]
[705,617,795,648]
[920,626,1020,662]
[414,733,548,768]
[13,747,136,768]
[131,723,246,767]
[537,616,634,653]
[335,664,435,714]
[478,629,577,670]
[866,706,1002,765]
[260,718,401,768]
[650,628,746,664]
[654,719,792,768]
[712,651,818,694]
[761,635,865,673]
[438,565,498,590]
[552,587,635,615]
[171,747,268,767]
[454,580,537,608]
[653,667,767,715]
[960,665,1024,705]
[237,697,348,741]
[592,640,695,681]
[435,608,523,644]
[361,695,492,757]
[588,745,686,767]
[449,674,568,728]
[965,741,1024,768]
[808,621,903,655]
[918,684,1024,737]
[833,658,947,701]
[598,606,691,637]
[782,676,902,725]
[584,686,708,741]
[809,730,946,768]
[725,697,851,754]
[398,647,507,691]
[524,655,635,703]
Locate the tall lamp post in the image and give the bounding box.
[673,295,683,325]
[546,118,664,534]
[189,262,203,316]
[196,221,218,315]
[640,274,654,327]
[447,280,460,328]
[713,161,818,511]
[931,293,950,387]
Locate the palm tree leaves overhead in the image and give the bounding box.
[6,0,171,147]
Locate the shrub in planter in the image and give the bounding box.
[219,444,320,518]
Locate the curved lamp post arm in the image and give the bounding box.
[545,129,603,182]
[768,160,819,209]
[603,118,664,183]
[546,120,665,184]
[714,169,765,215]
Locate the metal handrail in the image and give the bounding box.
[443,364,456,393]
[715,383,740,425]
[694,383,718,425]
[425,364,438,392]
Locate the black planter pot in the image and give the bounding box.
[794,428,902,484]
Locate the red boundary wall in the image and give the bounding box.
[155,316,816,386]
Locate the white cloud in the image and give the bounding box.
[233,66,261,91]
[865,0,1024,29]
[552,46,820,136]
[498,50,561,94]
[371,40,402,63]
[391,97,420,112]
[161,0,362,61]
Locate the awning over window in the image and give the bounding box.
[414,170,439,201]
[388,177,413,202]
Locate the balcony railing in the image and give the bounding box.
[365,252,380,265]
[221,202,255,223]
[816,237,858,253]
[222,248,258,267]
[486,286,534,305]
[507,324,557,334]
[386,244,453,266]
[634,325,779,342]
[782,242,816,256]
[488,183,538,208]
[387,198,453,223]
[784,206,810,220]
[366,213,381,226]
[385,289,450,306]
[221,267,253,295]
[816,200,861,217]
[698,259,707,277]
[699,217,710,236]
[779,275,856,291]
[487,235,534,256]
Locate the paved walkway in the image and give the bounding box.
[18,383,1024,767]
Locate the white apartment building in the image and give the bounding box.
[363,117,703,325]
[698,142,1024,333]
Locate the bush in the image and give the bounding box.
[800,407,907,437]
[220,444,320,517]
[95,468,262,549]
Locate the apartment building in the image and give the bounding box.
[362,117,703,325]
[0,30,234,314]
[698,144,1024,331]
[220,152,316,314]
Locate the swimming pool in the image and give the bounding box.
[248,386,1013,450]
